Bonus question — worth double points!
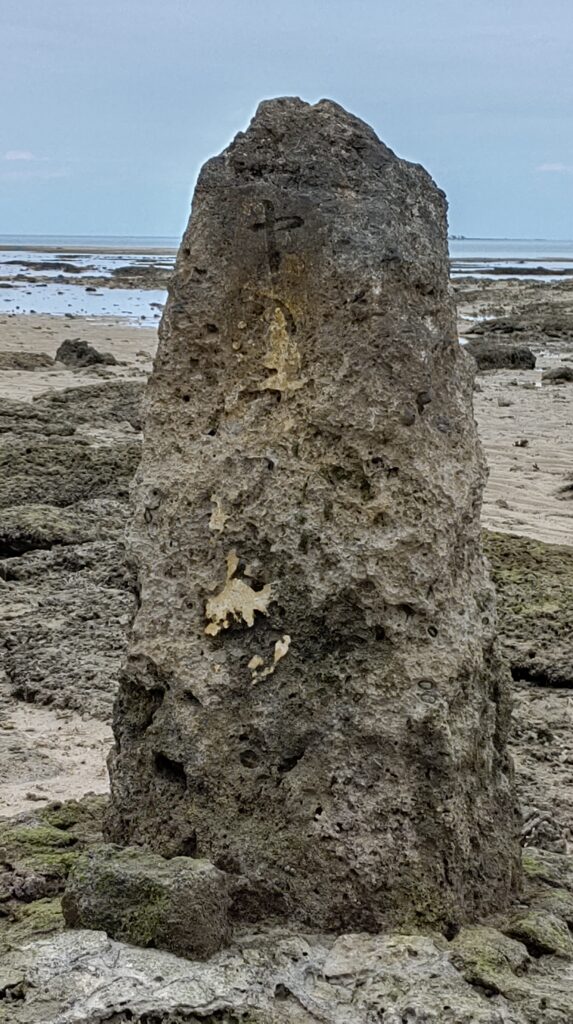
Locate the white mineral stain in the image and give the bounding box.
[205,550,273,636]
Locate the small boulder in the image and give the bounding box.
[55,338,117,368]
[503,909,573,959]
[542,365,573,384]
[449,925,530,994]
[62,844,230,960]
[465,340,536,371]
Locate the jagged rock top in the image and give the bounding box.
[191,96,449,281]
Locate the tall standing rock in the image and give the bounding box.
[107,98,519,931]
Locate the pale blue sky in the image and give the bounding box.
[2,0,572,238]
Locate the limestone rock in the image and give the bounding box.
[0,503,104,557]
[0,435,140,507]
[485,532,573,687]
[107,97,518,930]
[55,337,117,368]
[62,844,230,958]
[32,379,145,430]
[542,365,573,384]
[464,340,536,371]
[0,928,532,1024]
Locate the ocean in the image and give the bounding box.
[0,234,179,251]
[449,238,573,278]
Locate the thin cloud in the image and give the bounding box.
[3,150,38,162]
[536,162,573,173]
[0,167,70,182]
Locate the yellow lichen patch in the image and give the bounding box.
[250,634,291,682]
[259,308,305,393]
[205,550,273,636]
[209,495,229,533]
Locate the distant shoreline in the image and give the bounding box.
[0,244,177,256]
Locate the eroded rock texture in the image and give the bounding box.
[107,97,519,930]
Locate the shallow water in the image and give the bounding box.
[0,283,166,322]
[0,251,174,280]
[1,237,572,322]
[449,238,573,280]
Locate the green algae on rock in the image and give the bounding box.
[62,843,231,959]
[503,909,573,959]
[0,797,106,957]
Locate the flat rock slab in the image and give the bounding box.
[5,922,573,1023]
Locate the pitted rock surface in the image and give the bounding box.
[107,97,518,930]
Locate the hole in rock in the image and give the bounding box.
[510,665,559,687]
[274,984,292,1001]
[239,749,259,768]
[154,752,187,788]
[278,749,305,774]
[178,832,198,857]
[183,689,202,706]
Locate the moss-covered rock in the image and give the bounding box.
[0,898,64,955]
[0,798,105,964]
[503,909,573,959]
[0,796,106,904]
[449,924,530,995]
[484,531,573,686]
[62,844,231,959]
[530,888,573,927]
[521,846,573,890]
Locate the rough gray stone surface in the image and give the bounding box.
[107,97,519,930]
[6,846,573,1023]
[0,381,141,720]
[62,844,230,959]
[0,928,531,1024]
